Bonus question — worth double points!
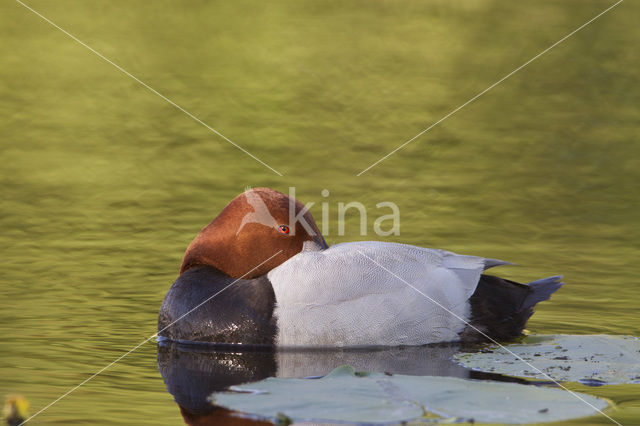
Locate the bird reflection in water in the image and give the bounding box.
[157,341,534,425]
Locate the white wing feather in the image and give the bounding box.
[267,241,502,346]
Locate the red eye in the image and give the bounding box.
[277,225,290,235]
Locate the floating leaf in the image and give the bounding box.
[455,334,640,385]
[211,365,608,424]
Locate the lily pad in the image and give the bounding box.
[211,365,608,424]
[455,334,640,385]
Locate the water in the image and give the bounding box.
[1,0,638,424]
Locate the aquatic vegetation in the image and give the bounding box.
[455,334,640,385]
[211,365,609,424]
[3,396,29,426]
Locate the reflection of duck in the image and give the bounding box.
[159,187,563,346]
[177,406,272,426]
[158,342,276,425]
[157,343,276,415]
[3,396,29,426]
[158,341,536,424]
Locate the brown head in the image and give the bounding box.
[180,187,327,278]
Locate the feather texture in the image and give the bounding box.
[267,241,498,346]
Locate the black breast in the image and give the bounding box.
[157,265,277,345]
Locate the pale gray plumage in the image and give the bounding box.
[267,241,505,347]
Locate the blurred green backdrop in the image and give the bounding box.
[1,0,638,424]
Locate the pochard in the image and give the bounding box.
[158,188,563,347]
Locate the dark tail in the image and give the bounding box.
[522,276,564,310]
[460,275,564,342]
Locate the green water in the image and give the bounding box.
[1,0,638,424]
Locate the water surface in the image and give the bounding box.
[1,0,638,424]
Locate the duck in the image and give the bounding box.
[158,187,563,347]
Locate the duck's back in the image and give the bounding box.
[267,241,498,346]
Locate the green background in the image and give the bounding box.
[1,0,638,424]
